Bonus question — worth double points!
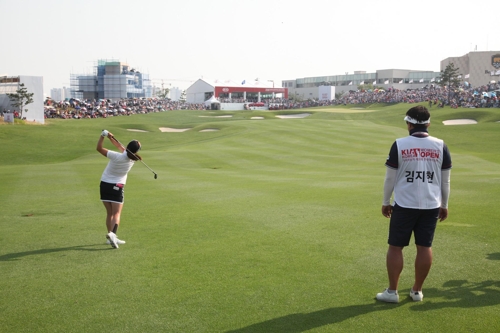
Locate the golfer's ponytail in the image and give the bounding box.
[127,151,142,161]
[126,140,142,161]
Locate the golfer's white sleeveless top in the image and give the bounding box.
[394,135,444,209]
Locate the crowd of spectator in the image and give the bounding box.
[244,81,500,110]
[276,81,500,109]
[333,82,500,109]
[36,80,500,119]
[44,97,206,119]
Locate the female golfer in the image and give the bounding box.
[97,130,141,249]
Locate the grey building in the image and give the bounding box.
[282,51,500,100]
[441,51,500,88]
[282,69,440,100]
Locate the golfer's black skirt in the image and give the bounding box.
[100,181,124,204]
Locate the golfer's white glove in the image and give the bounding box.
[101,130,109,137]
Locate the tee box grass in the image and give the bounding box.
[1,105,500,332]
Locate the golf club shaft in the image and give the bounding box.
[109,134,158,178]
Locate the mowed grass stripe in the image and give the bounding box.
[163,119,394,174]
[2,106,500,332]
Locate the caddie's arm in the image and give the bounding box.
[381,167,396,218]
[439,169,451,221]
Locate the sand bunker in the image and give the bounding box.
[199,129,219,132]
[159,127,190,132]
[442,119,477,125]
[276,113,311,119]
[127,129,148,132]
[251,117,264,120]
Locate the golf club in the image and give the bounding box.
[103,130,158,179]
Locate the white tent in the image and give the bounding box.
[204,95,220,106]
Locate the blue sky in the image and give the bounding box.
[1,0,498,95]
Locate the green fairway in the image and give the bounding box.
[1,105,500,332]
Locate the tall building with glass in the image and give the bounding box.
[70,59,152,101]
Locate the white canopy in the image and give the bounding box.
[204,95,220,105]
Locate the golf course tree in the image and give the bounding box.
[156,87,170,99]
[179,90,187,103]
[156,82,170,99]
[6,83,34,119]
[290,91,303,102]
[437,62,462,104]
[357,83,383,91]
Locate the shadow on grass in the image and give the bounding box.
[0,245,109,261]
[486,252,500,260]
[409,280,500,311]
[226,280,500,333]
[225,302,396,333]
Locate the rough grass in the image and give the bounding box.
[1,105,500,332]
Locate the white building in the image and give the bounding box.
[186,79,287,104]
[169,87,183,101]
[60,86,71,101]
[0,75,45,124]
[50,88,63,101]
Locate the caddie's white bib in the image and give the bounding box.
[394,135,444,209]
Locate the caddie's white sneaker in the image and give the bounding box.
[410,289,423,301]
[376,289,399,303]
[106,232,119,249]
[106,238,126,245]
